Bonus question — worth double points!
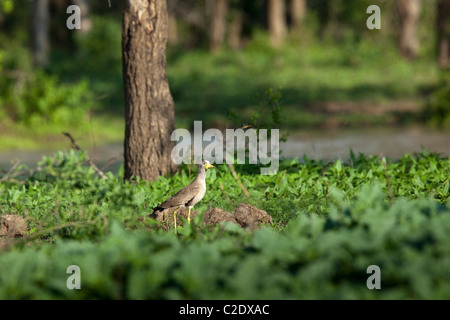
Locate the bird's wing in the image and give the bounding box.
[156,183,199,209]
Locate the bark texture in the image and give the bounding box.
[123,0,177,181]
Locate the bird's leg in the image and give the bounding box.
[188,207,191,224]
[173,209,178,234]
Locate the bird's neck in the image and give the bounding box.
[196,165,206,180]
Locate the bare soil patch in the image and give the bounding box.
[0,214,28,249]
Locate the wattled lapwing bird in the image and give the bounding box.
[153,160,215,232]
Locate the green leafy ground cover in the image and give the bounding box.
[0,30,441,151]
[0,150,449,299]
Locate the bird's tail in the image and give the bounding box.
[152,206,164,213]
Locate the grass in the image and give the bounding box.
[2,149,448,239]
[0,150,449,299]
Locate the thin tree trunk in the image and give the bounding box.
[396,0,422,60]
[210,0,228,51]
[123,0,177,181]
[168,11,178,46]
[290,0,306,33]
[30,0,50,68]
[268,0,287,47]
[227,11,242,51]
[437,0,450,68]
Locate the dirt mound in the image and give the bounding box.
[0,214,28,249]
[148,203,273,230]
[204,203,272,230]
[0,214,27,238]
[203,207,238,225]
[234,203,273,229]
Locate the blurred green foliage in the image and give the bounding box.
[0,150,449,299]
[0,38,96,129]
[168,38,438,129]
[423,69,450,128]
[228,87,289,144]
[0,0,13,14]
[0,69,94,127]
[51,15,123,112]
[0,0,445,138]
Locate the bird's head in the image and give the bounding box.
[202,160,215,170]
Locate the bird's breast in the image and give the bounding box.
[189,181,206,207]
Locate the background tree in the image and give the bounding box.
[268,0,287,47]
[290,0,306,34]
[122,0,177,181]
[437,0,450,68]
[30,0,50,68]
[396,0,422,60]
[167,13,178,46]
[227,8,242,50]
[209,0,228,51]
[169,0,208,48]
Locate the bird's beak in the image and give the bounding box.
[205,163,215,170]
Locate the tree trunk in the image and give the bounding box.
[72,0,92,33]
[396,0,422,60]
[168,11,178,46]
[122,0,177,181]
[268,0,287,47]
[210,0,228,51]
[227,11,242,51]
[30,0,50,68]
[437,0,450,68]
[290,0,306,33]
